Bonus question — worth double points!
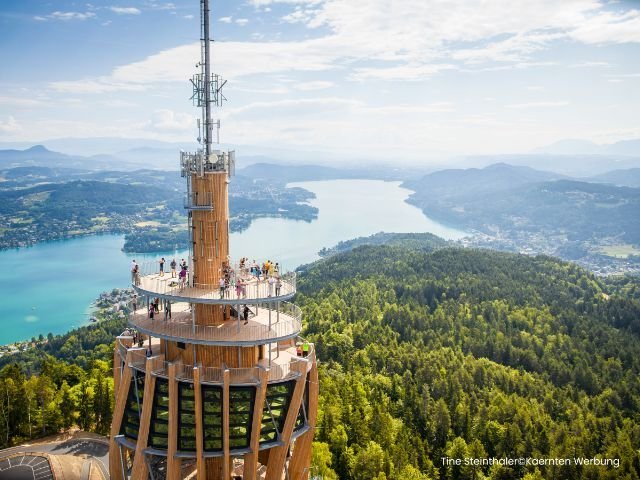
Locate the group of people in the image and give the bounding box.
[220,259,283,299]
[240,258,280,279]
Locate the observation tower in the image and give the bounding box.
[109,1,318,478]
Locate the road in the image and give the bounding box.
[0,435,109,479]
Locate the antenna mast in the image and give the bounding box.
[202,0,212,158]
[190,0,227,162]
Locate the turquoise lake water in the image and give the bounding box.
[0,179,466,344]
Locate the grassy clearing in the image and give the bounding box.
[21,191,51,206]
[134,221,162,227]
[598,244,640,258]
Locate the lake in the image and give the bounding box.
[0,179,466,344]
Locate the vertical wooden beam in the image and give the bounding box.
[288,358,318,480]
[113,349,122,403]
[131,357,159,480]
[194,366,207,480]
[264,361,308,480]
[222,368,230,479]
[108,353,133,480]
[167,363,181,480]
[243,368,268,480]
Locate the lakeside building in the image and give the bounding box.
[109,1,318,478]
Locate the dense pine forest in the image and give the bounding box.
[1,245,639,479]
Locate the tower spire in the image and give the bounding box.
[192,0,226,161]
[202,0,212,157]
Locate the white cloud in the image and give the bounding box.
[249,0,321,5]
[150,3,176,10]
[148,109,194,132]
[42,11,96,21]
[569,61,611,68]
[184,15,194,20]
[293,80,334,91]
[352,63,456,81]
[235,18,249,26]
[0,96,46,107]
[570,9,640,44]
[506,101,570,108]
[109,7,142,15]
[606,73,640,78]
[0,116,22,135]
[43,0,640,93]
[50,78,146,94]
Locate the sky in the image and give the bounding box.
[0,0,639,161]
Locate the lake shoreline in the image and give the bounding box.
[0,179,466,344]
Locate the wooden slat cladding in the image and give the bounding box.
[191,172,229,287]
[196,344,259,369]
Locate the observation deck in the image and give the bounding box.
[116,335,314,386]
[128,301,301,346]
[133,261,296,304]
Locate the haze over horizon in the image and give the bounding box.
[1,0,639,163]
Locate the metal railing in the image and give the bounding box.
[184,192,214,210]
[128,302,302,344]
[180,150,235,177]
[133,261,296,302]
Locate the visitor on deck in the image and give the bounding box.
[133,263,141,286]
[170,258,177,278]
[148,303,155,320]
[159,257,165,276]
[302,341,310,357]
[275,277,282,296]
[219,277,226,298]
[243,305,250,325]
[268,275,276,297]
[130,260,138,284]
[179,266,187,289]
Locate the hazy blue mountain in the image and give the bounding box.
[535,138,640,156]
[534,139,602,155]
[459,153,640,176]
[404,162,640,248]
[403,162,563,198]
[0,145,166,171]
[237,162,410,183]
[588,168,640,188]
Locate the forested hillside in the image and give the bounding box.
[298,246,640,479]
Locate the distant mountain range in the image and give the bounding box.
[535,138,640,156]
[403,163,640,254]
[0,145,151,171]
[402,162,565,198]
[588,168,640,188]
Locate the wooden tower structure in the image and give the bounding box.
[109,1,318,478]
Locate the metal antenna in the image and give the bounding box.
[202,0,212,158]
[190,0,226,159]
[183,0,233,180]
